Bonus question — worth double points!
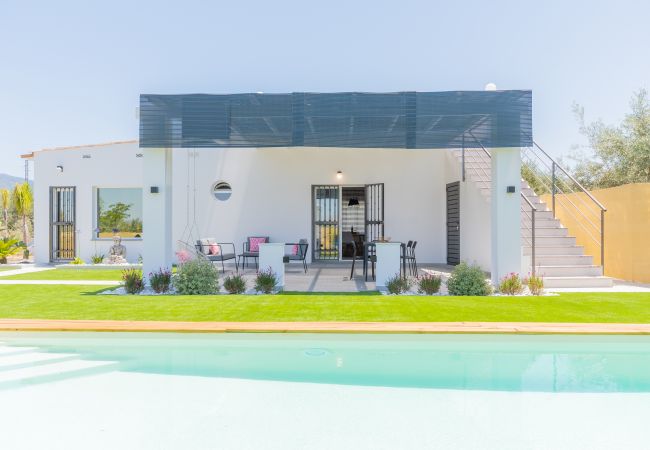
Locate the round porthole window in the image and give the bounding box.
[211,181,232,201]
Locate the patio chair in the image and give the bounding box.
[283,239,309,273]
[350,239,374,281]
[402,240,418,277]
[238,236,269,271]
[401,241,413,276]
[195,239,238,273]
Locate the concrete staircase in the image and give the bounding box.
[0,343,118,389]
[451,149,613,288]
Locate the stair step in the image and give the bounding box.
[524,245,585,255]
[531,236,576,246]
[0,352,78,371]
[522,227,569,237]
[0,347,37,357]
[535,254,594,266]
[544,276,613,289]
[536,265,603,277]
[0,358,118,389]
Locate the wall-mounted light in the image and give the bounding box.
[336,170,343,180]
[150,186,159,193]
[506,185,516,193]
[56,165,63,173]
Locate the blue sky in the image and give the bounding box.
[1,0,648,177]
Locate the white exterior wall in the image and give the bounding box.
[32,143,144,264]
[31,142,498,268]
[172,147,448,264]
[443,152,491,271]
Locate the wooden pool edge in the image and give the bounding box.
[0,319,649,334]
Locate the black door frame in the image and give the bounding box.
[49,186,76,262]
[446,181,460,265]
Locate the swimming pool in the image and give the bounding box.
[1,332,649,449]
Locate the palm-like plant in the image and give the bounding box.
[0,238,21,264]
[0,188,9,238]
[12,182,32,246]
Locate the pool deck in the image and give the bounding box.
[0,319,649,334]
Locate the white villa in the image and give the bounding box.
[22,90,611,288]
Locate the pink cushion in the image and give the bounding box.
[175,249,191,263]
[290,244,299,255]
[208,244,220,255]
[248,237,267,252]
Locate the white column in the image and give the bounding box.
[490,147,522,285]
[143,148,173,281]
[375,242,402,288]
[258,243,285,288]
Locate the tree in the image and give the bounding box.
[12,182,33,245]
[571,89,650,189]
[0,189,9,238]
[98,202,132,232]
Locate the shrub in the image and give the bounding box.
[122,268,144,294]
[223,274,247,294]
[447,262,492,296]
[70,257,85,265]
[254,268,279,294]
[0,238,21,264]
[149,267,172,294]
[174,258,219,295]
[498,272,524,295]
[418,274,442,295]
[385,273,412,295]
[524,274,544,296]
[91,254,104,264]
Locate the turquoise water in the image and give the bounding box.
[2,332,650,393]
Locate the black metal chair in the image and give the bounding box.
[284,239,309,273]
[195,239,238,273]
[238,236,269,271]
[349,239,373,280]
[403,240,418,277]
[401,241,413,276]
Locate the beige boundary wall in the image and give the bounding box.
[542,183,650,283]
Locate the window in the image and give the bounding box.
[211,181,232,201]
[96,188,143,239]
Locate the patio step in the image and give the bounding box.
[544,276,613,288]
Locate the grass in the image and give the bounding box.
[0,285,649,323]
[0,266,16,272]
[2,269,126,281]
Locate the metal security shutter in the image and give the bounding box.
[50,186,76,262]
[446,182,460,265]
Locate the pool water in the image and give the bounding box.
[1,332,649,449]
[1,332,649,392]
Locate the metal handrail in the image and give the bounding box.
[523,139,607,269]
[532,140,607,211]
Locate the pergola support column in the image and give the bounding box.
[143,148,173,282]
[490,147,522,285]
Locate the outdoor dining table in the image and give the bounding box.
[363,241,408,281]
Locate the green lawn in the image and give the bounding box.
[2,269,128,281]
[0,266,16,272]
[0,285,649,323]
